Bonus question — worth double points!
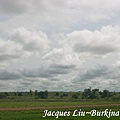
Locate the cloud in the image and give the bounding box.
[47,64,76,75]
[11,27,49,52]
[0,0,120,91]
[76,65,109,81]
[22,63,75,79]
[0,0,31,15]
[1,0,120,32]
[0,38,28,62]
[0,68,22,80]
[0,27,49,64]
[43,48,82,66]
[67,26,120,56]
[72,64,120,91]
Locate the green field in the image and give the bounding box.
[0,100,119,120]
[0,105,119,120]
[0,91,120,120]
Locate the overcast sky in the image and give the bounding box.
[0,0,120,92]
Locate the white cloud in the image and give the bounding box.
[67,26,120,56]
[11,27,49,53]
[1,0,120,32]
[0,38,26,62]
[0,27,49,67]
[43,47,82,66]
[0,1,120,91]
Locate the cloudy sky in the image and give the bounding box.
[0,0,120,92]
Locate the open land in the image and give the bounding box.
[0,91,120,120]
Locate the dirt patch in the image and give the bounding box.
[0,104,119,111]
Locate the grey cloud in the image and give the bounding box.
[47,64,76,75]
[0,54,21,61]
[50,78,60,81]
[22,64,75,79]
[74,64,120,84]
[22,68,52,78]
[50,64,75,69]
[74,43,117,55]
[0,0,30,14]
[0,69,22,80]
[80,65,108,80]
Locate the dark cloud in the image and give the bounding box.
[82,66,108,79]
[74,64,120,86]
[22,64,75,79]
[47,64,76,75]
[22,69,52,78]
[0,54,21,61]
[73,43,117,55]
[74,65,109,81]
[0,0,30,14]
[0,69,22,80]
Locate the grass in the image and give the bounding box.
[0,96,119,120]
[0,106,119,120]
[0,99,119,108]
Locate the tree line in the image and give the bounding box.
[0,88,120,100]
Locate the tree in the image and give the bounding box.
[5,92,9,96]
[83,88,92,98]
[14,92,17,96]
[38,90,48,99]
[55,92,59,96]
[29,90,33,96]
[72,94,78,99]
[35,90,38,96]
[102,90,109,98]
[63,93,68,96]
[18,92,22,96]
[90,89,100,99]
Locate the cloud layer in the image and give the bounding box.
[0,0,120,91]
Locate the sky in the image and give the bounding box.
[0,0,120,92]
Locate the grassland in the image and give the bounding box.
[0,105,120,120]
[0,91,119,120]
[0,99,119,120]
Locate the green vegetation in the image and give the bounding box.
[0,106,120,120]
[0,88,119,120]
[0,88,120,102]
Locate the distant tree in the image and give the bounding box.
[5,92,9,96]
[102,90,109,98]
[14,92,17,96]
[83,88,92,98]
[38,90,48,99]
[35,90,38,96]
[18,92,22,96]
[29,90,33,96]
[72,94,78,99]
[55,92,59,96]
[60,95,63,98]
[45,90,48,97]
[90,89,100,99]
[63,93,68,96]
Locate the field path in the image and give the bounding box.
[0,103,120,111]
